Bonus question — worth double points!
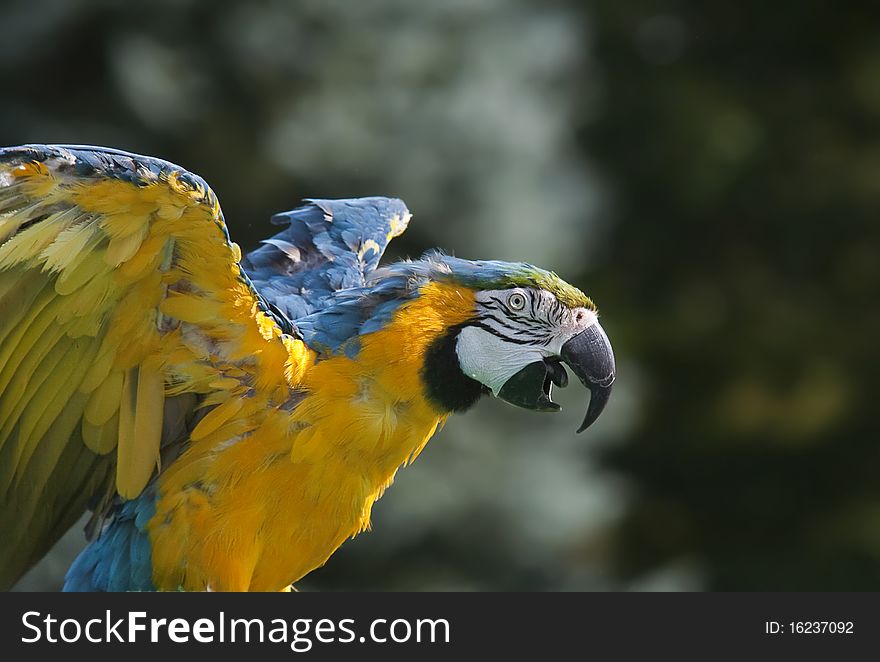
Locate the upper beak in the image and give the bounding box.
[561,321,616,433]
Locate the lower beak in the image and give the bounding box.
[496,360,561,412]
[561,322,616,433]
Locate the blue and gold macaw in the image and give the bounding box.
[0,144,615,592]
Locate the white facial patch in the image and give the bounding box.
[454,288,597,395]
[456,326,545,395]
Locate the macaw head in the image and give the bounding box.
[294,250,615,433]
[418,254,616,433]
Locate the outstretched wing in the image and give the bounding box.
[241,197,411,319]
[0,144,303,589]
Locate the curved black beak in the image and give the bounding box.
[561,322,615,433]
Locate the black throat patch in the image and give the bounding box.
[421,323,488,414]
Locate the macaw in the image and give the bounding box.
[0,144,615,592]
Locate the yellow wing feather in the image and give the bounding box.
[0,145,310,589]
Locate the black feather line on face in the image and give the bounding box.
[492,290,560,319]
[480,311,547,337]
[479,292,557,341]
[470,321,547,346]
[480,311,522,333]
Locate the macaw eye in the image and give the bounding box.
[507,292,526,311]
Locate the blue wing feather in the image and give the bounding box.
[241,197,411,320]
[64,495,156,592]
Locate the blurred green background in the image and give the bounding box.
[4,0,878,591]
